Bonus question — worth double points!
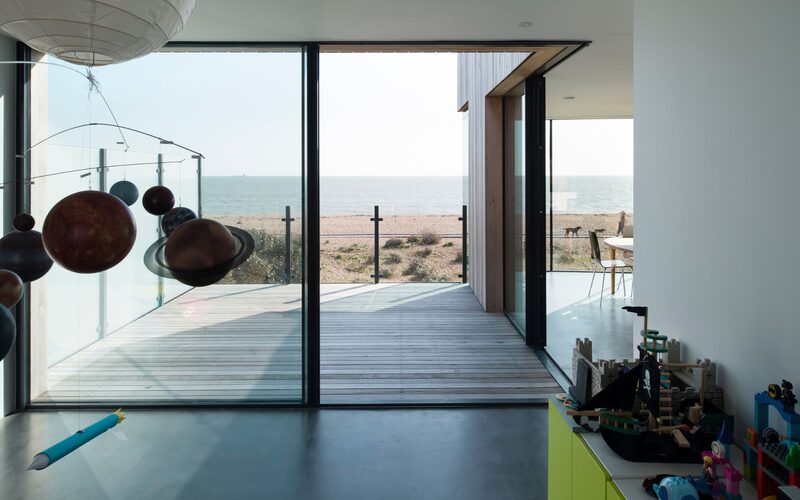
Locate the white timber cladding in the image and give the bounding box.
[457,52,530,311]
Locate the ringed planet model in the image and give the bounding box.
[144,218,254,287]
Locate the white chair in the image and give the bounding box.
[588,231,632,305]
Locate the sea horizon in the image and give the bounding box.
[201,175,633,216]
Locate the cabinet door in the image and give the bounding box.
[548,401,573,499]
[571,434,609,500]
[606,480,625,500]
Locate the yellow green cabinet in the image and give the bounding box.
[605,480,624,500]
[548,401,573,499]
[549,400,622,500]
[571,434,610,500]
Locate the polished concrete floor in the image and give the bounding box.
[546,272,636,380]
[0,407,547,500]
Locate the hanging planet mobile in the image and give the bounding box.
[0,304,16,362]
[142,186,175,216]
[0,270,24,308]
[0,214,53,283]
[109,180,140,207]
[161,207,197,236]
[42,191,137,274]
[144,218,254,287]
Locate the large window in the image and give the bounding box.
[503,85,526,333]
[543,118,634,376]
[28,48,306,404]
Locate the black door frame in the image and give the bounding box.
[526,75,547,350]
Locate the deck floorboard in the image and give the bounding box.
[38,283,559,404]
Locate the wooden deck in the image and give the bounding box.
[38,283,560,404]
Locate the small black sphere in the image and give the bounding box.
[161,207,197,236]
[110,180,139,207]
[12,213,35,232]
[142,186,175,216]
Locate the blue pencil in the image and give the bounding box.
[28,409,126,470]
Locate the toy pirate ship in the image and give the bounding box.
[568,306,734,463]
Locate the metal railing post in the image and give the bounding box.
[192,154,202,218]
[458,204,467,283]
[97,148,107,339]
[281,205,295,284]
[156,153,164,307]
[369,205,383,283]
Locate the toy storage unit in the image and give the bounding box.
[743,391,800,498]
[548,397,758,500]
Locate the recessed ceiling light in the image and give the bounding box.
[518,21,533,27]
[562,96,576,100]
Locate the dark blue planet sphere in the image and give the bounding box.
[161,207,197,236]
[109,180,139,206]
[0,229,53,283]
[0,304,16,362]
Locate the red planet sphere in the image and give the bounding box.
[165,219,237,271]
[0,270,23,308]
[42,191,137,274]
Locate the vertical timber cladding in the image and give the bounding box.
[457,52,529,312]
[457,45,579,313]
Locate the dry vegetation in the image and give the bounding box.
[207,212,632,283]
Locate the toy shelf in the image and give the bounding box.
[744,390,800,498]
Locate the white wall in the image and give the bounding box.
[634,1,800,438]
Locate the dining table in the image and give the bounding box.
[603,237,633,294]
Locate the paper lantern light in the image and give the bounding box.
[0,0,196,66]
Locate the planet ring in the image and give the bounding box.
[143,225,255,287]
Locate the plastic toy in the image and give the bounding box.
[743,381,800,497]
[643,432,743,500]
[568,306,733,463]
[653,476,699,500]
[28,410,125,470]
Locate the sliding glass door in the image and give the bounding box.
[28,47,307,404]
[503,84,526,334]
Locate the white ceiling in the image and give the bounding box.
[175,0,632,119]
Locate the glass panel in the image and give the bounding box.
[31,145,102,369]
[103,149,160,333]
[160,154,199,303]
[544,118,635,377]
[503,88,526,333]
[30,49,305,404]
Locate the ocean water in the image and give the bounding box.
[201,175,632,215]
[549,176,633,214]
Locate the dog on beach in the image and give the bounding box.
[594,228,606,234]
[564,226,581,237]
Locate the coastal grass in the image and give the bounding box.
[209,212,632,283]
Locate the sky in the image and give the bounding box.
[45,52,632,177]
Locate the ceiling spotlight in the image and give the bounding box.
[518,21,533,27]
[562,96,576,100]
